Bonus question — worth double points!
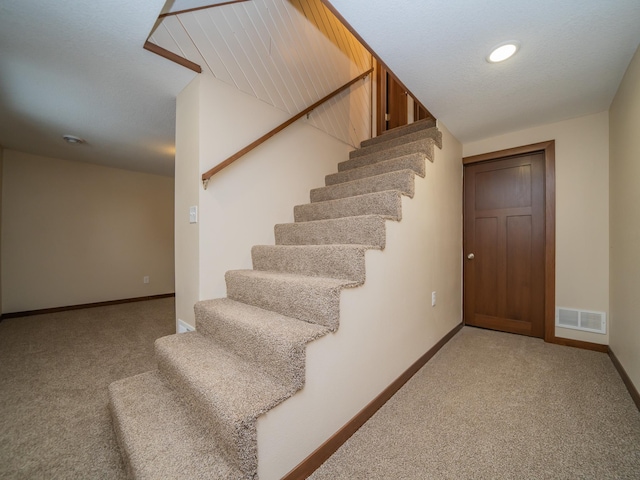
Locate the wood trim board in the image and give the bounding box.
[143,41,202,73]
[609,348,640,412]
[0,293,175,321]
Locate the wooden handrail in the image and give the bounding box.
[202,67,374,189]
[144,41,202,73]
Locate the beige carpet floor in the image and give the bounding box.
[2,303,639,479]
[310,326,640,479]
[0,298,175,479]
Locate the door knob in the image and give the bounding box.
[467,253,475,260]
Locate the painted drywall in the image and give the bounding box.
[0,145,3,315]
[174,73,357,328]
[463,112,610,345]
[1,151,175,313]
[258,124,463,479]
[609,44,640,390]
[197,73,355,302]
[174,76,201,330]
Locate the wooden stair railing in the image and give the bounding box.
[202,67,374,189]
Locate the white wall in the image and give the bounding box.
[0,145,3,315]
[175,76,201,331]
[1,150,175,313]
[174,73,355,328]
[258,124,463,479]
[463,112,610,345]
[609,44,640,390]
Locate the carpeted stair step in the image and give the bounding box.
[108,370,243,479]
[294,190,403,222]
[360,118,436,148]
[351,127,442,159]
[225,269,357,330]
[252,244,370,282]
[274,215,387,248]
[310,170,416,203]
[326,153,426,186]
[338,137,435,173]
[195,298,329,389]
[154,332,292,477]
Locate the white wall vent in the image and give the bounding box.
[555,307,606,334]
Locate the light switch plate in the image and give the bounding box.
[189,206,198,224]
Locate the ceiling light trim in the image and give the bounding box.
[62,134,86,145]
[487,41,520,63]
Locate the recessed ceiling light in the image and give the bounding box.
[487,42,520,63]
[62,134,85,145]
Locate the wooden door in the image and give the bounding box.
[464,153,546,338]
[386,74,407,130]
[376,64,407,135]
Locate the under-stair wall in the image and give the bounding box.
[258,124,462,479]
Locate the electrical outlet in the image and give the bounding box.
[431,291,436,307]
[143,276,150,284]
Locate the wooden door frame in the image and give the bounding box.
[463,141,606,352]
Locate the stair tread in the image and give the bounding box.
[352,126,441,158]
[195,298,329,389]
[197,297,330,346]
[226,268,357,289]
[360,118,436,148]
[254,243,373,253]
[311,169,415,203]
[338,137,435,172]
[294,190,403,222]
[326,153,426,186]
[109,370,241,479]
[225,269,355,330]
[156,332,292,421]
[252,243,370,281]
[274,214,387,247]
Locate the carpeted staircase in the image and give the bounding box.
[108,119,442,479]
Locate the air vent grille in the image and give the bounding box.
[556,307,606,334]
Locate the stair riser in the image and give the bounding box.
[351,127,442,159]
[252,245,367,282]
[294,191,403,223]
[339,138,434,172]
[274,216,387,248]
[360,118,436,148]
[226,272,343,330]
[326,153,425,186]
[155,344,251,473]
[195,303,307,389]
[311,171,414,203]
[108,372,244,479]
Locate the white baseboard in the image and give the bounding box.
[177,319,195,333]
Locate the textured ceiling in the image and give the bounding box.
[1,1,639,177]
[0,0,195,176]
[328,0,640,143]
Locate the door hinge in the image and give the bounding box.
[385,113,391,121]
